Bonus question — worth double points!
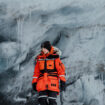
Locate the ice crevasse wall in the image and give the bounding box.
[0,0,105,105]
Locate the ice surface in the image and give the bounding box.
[0,0,105,105]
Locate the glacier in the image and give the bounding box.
[0,0,105,105]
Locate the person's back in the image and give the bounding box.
[32,41,66,105]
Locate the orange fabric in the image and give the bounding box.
[32,46,66,95]
[46,60,54,69]
[38,59,55,70]
[39,60,45,70]
[32,61,40,84]
[55,58,66,82]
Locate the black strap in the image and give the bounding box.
[38,73,44,78]
[48,74,58,77]
[44,59,47,73]
[47,54,59,59]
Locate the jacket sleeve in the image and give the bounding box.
[32,59,40,84]
[55,58,66,82]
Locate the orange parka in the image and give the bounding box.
[32,46,66,94]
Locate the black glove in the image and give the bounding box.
[32,83,37,91]
[60,80,66,92]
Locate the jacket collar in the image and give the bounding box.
[39,46,59,59]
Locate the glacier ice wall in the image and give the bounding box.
[0,0,105,105]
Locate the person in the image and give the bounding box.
[32,41,66,105]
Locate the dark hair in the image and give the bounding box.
[41,41,51,51]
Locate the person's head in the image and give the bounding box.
[41,41,51,54]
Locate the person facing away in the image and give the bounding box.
[32,41,66,105]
